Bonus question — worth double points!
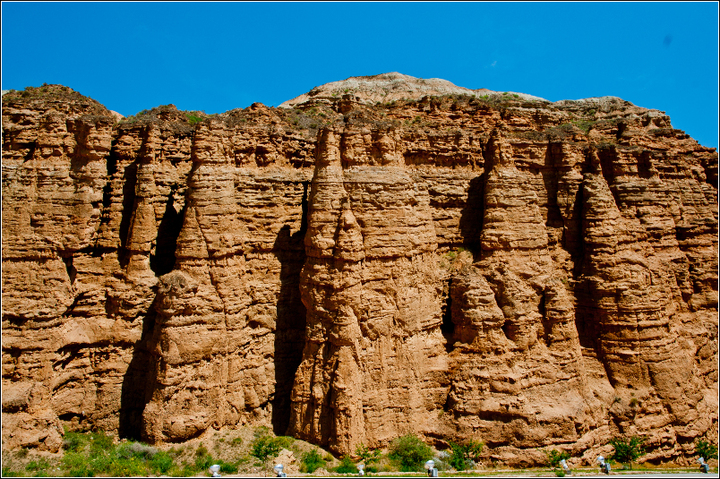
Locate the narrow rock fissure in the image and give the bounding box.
[441,277,455,352]
[61,254,77,285]
[118,160,139,268]
[101,142,119,214]
[149,190,185,276]
[458,173,485,256]
[118,303,158,441]
[271,180,309,435]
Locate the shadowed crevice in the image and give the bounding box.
[118,161,138,269]
[441,277,455,352]
[149,191,185,276]
[458,173,485,258]
[118,301,158,441]
[271,180,309,435]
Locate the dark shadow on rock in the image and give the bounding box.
[118,297,159,441]
[441,277,455,353]
[150,191,185,276]
[100,139,119,215]
[458,173,486,259]
[572,180,600,353]
[270,181,309,435]
[118,160,138,269]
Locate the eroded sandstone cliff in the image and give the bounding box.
[2,75,717,466]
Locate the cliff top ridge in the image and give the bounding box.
[279,71,627,108]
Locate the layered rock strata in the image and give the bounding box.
[2,78,717,465]
[443,129,602,468]
[287,127,446,453]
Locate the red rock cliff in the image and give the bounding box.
[2,75,717,465]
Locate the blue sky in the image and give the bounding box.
[2,1,718,148]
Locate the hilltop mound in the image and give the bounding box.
[280,71,546,106]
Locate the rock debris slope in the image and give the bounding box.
[2,75,717,466]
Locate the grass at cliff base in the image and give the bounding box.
[1,426,716,477]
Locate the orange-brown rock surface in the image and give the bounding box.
[2,76,717,465]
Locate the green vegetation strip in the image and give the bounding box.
[1,430,717,477]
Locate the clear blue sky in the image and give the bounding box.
[2,1,718,148]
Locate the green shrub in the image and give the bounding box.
[569,119,597,133]
[55,429,184,477]
[355,443,382,465]
[219,462,238,473]
[300,449,326,473]
[185,113,204,125]
[194,444,215,471]
[250,434,282,463]
[334,456,356,474]
[116,441,157,461]
[191,444,235,474]
[25,458,52,472]
[448,439,483,471]
[25,458,51,477]
[103,456,148,477]
[87,431,114,459]
[169,462,196,477]
[696,438,718,460]
[149,451,174,474]
[388,433,434,472]
[545,449,570,468]
[609,435,645,468]
[274,436,295,449]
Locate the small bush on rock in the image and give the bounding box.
[355,442,382,468]
[250,435,282,463]
[545,449,570,468]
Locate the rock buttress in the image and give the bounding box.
[139,117,311,441]
[287,127,448,455]
[441,129,603,467]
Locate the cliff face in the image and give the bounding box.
[2,76,717,465]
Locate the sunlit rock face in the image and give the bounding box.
[2,77,717,466]
[287,127,446,454]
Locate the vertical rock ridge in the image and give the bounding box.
[289,126,446,455]
[444,129,599,462]
[576,147,712,450]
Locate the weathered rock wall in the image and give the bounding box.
[2,84,717,465]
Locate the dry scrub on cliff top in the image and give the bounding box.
[2,83,111,119]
